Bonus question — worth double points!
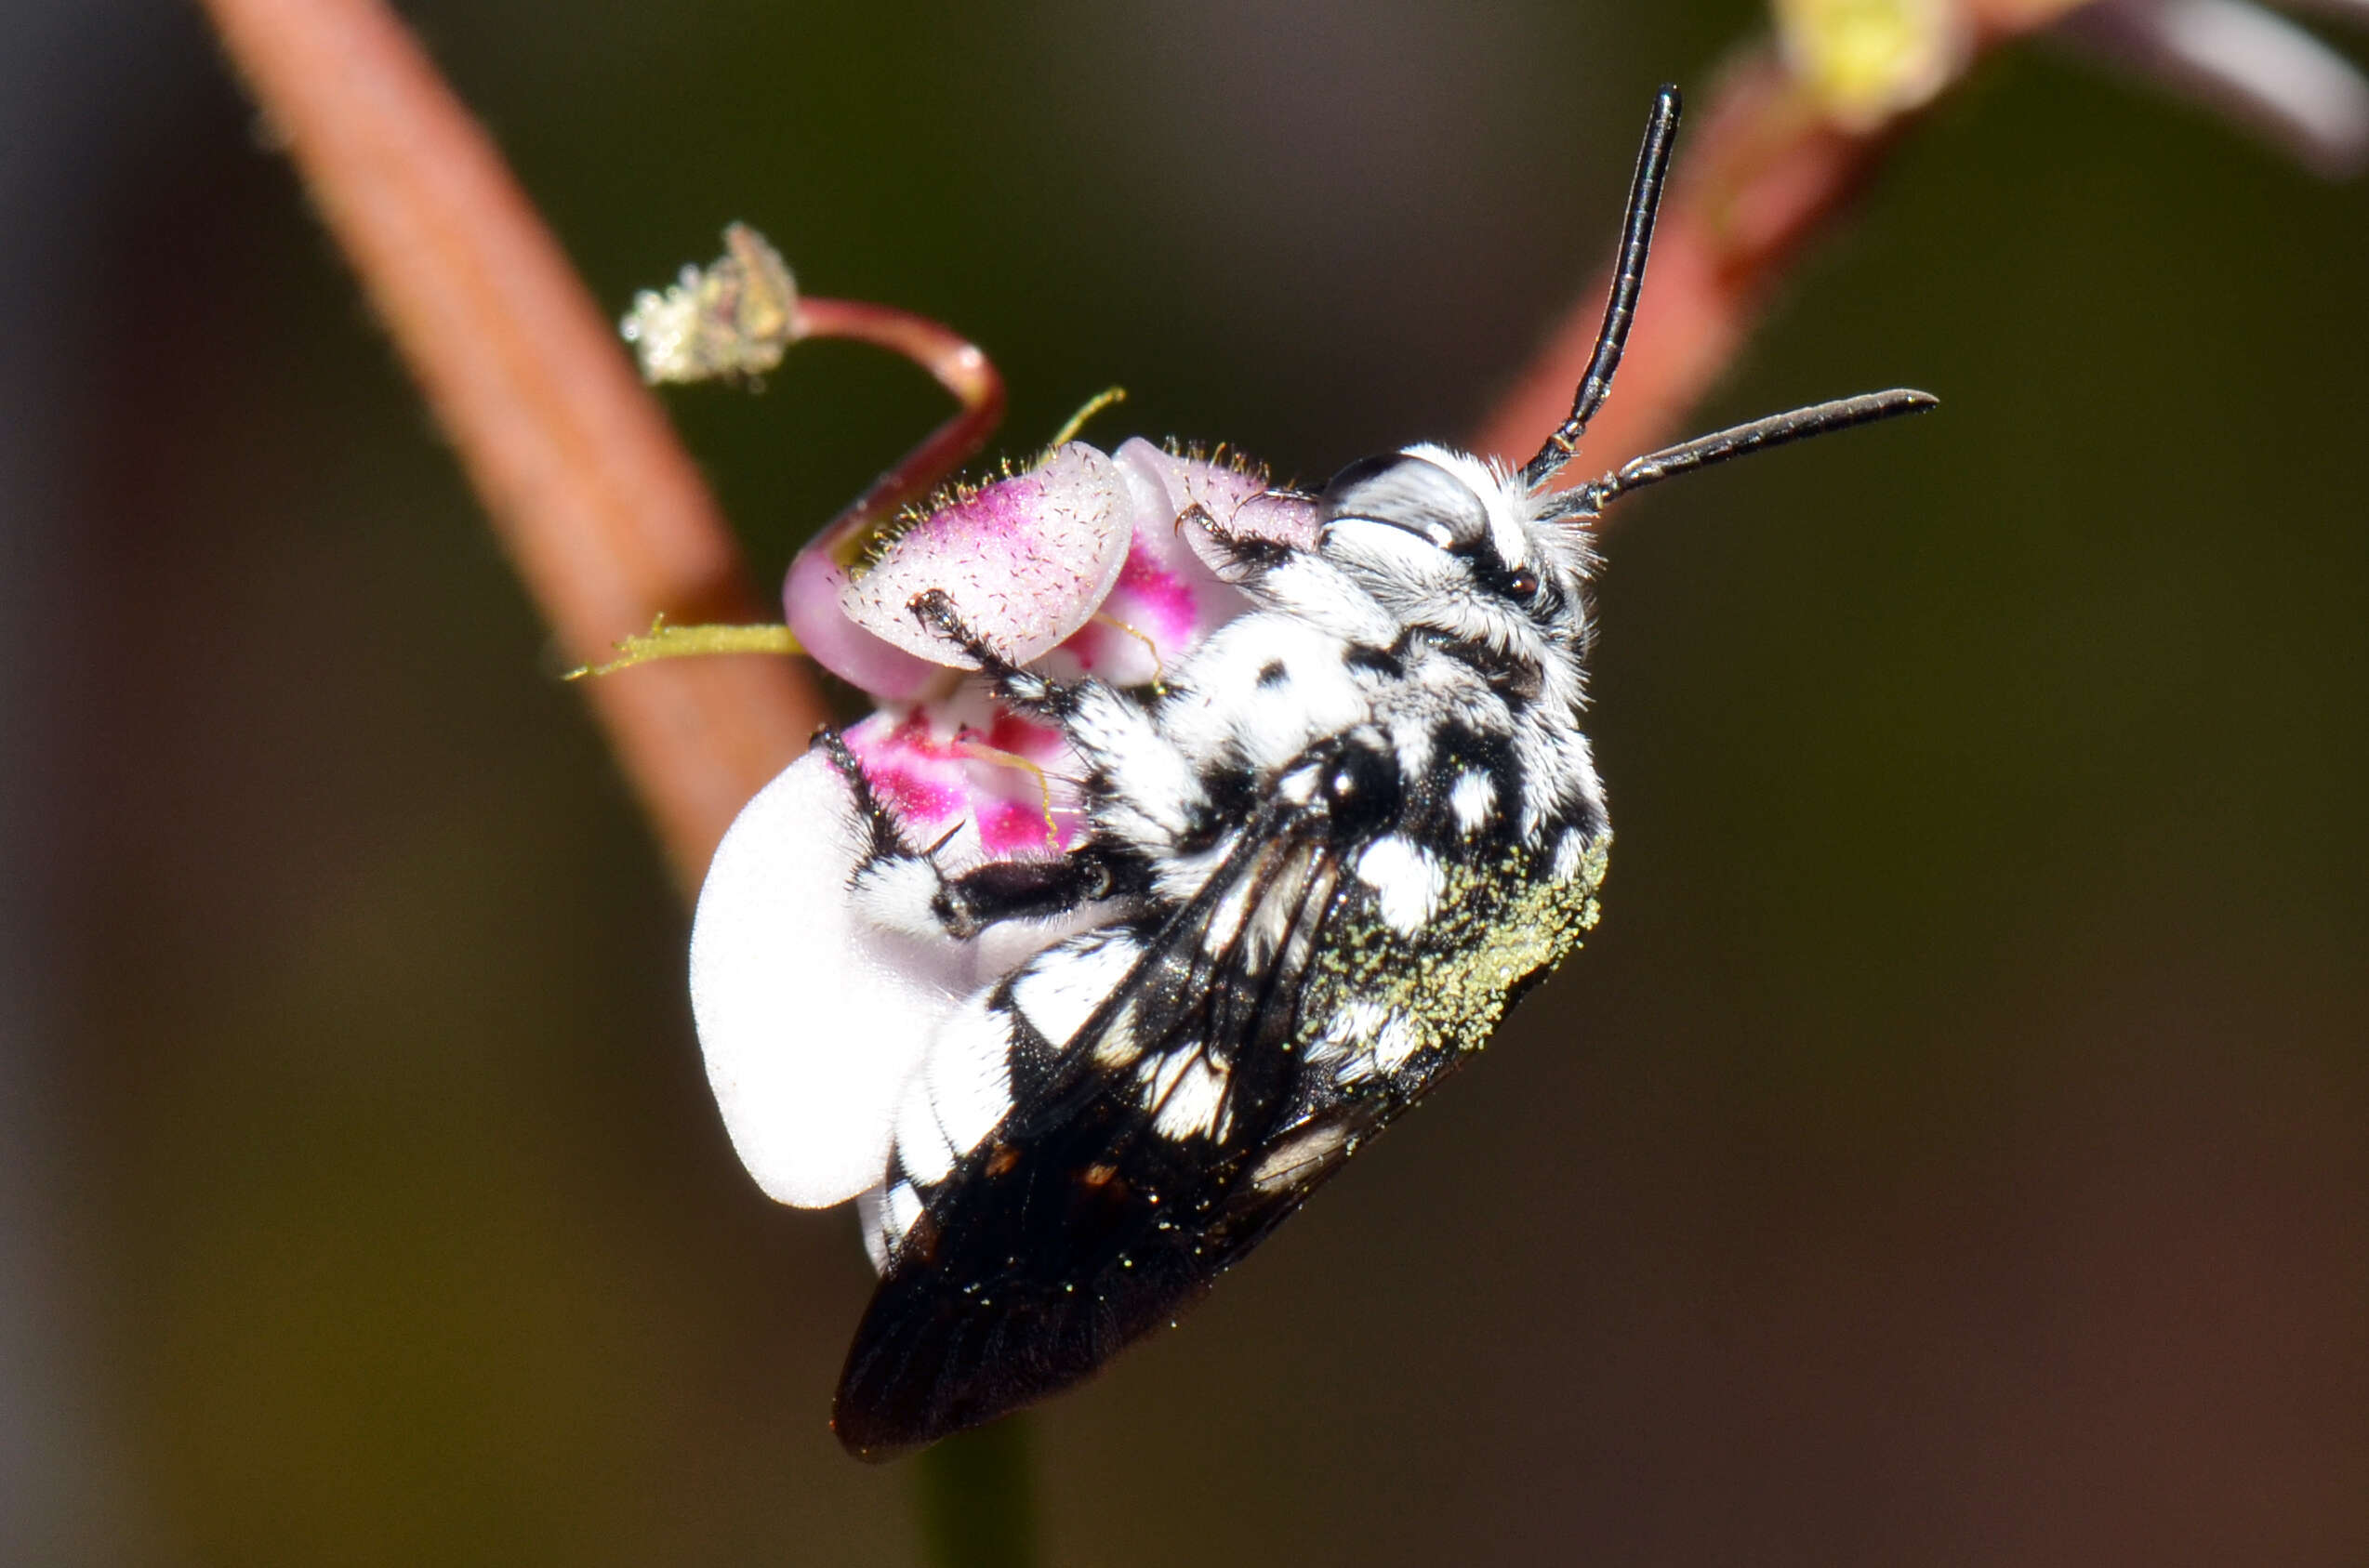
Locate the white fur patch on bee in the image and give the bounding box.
[856,1185,892,1272]
[1137,1047,1230,1141]
[1355,835,1445,933]
[883,1179,925,1245]
[893,1078,960,1185]
[1551,825,1593,884]
[1313,998,1419,1083]
[1009,931,1143,1051]
[1150,1055,1230,1141]
[848,853,951,941]
[1449,769,1497,836]
[1091,997,1144,1068]
[921,996,1016,1159]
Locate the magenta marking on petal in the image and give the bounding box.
[893,716,959,760]
[841,695,1090,856]
[868,763,968,829]
[844,709,920,760]
[975,798,1058,857]
[983,710,1067,762]
[957,743,1074,849]
[1059,622,1108,673]
[842,710,970,829]
[1108,549,1201,645]
[914,475,1046,546]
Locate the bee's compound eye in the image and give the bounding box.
[1504,568,1540,599]
[1317,454,1490,549]
[1322,744,1401,840]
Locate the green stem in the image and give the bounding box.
[914,1418,1038,1568]
[560,618,801,680]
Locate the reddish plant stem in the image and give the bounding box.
[198,0,823,895]
[1473,48,1902,480]
[793,296,1008,564]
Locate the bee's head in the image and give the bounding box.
[1298,80,1939,698]
[1314,443,1594,675]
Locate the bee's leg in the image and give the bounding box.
[933,852,1118,938]
[814,727,914,865]
[1175,501,1291,586]
[907,589,1079,719]
[858,837,1119,942]
[819,727,1118,941]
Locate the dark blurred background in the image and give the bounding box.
[6,0,2364,1562]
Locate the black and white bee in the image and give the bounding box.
[689,86,1933,1459]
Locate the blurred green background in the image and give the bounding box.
[8,0,2365,1562]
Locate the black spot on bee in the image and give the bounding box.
[1322,742,1402,841]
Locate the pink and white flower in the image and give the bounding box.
[690,437,1312,1216]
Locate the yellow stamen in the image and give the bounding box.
[1091,611,1167,693]
[954,740,1064,844]
[1048,386,1128,449]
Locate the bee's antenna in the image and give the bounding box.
[1543,389,1939,520]
[1523,85,1683,491]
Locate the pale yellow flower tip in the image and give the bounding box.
[1773,0,1974,128]
[619,222,801,385]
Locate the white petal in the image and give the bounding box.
[689,749,971,1207]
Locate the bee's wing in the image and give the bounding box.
[833,812,1396,1457]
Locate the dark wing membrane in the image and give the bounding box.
[834,815,1384,1458]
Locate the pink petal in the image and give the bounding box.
[1041,440,1259,685]
[782,544,953,702]
[1113,437,1318,581]
[840,442,1135,669]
